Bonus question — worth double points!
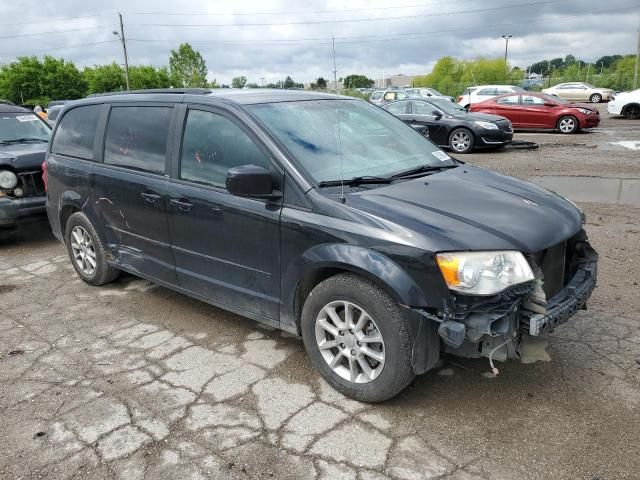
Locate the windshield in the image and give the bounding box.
[0,113,50,143]
[248,99,453,183]
[428,98,466,115]
[541,93,569,104]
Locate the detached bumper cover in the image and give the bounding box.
[525,247,598,336]
[0,195,46,227]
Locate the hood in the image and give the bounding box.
[346,165,582,253]
[0,142,47,170]
[567,103,597,112]
[452,110,505,122]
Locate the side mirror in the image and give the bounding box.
[226,164,281,199]
[544,102,556,107]
[431,110,443,119]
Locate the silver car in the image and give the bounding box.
[369,89,409,106]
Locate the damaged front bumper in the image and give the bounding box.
[417,230,598,364]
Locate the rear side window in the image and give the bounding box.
[104,106,171,173]
[180,109,270,189]
[477,88,497,96]
[51,105,101,160]
[385,101,408,114]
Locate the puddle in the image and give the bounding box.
[599,140,640,151]
[530,176,640,206]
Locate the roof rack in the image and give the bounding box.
[87,88,212,98]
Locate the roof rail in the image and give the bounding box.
[87,88,212,98]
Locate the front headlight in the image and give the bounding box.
[436,251,534,295]
[474,121,499,130]
[576,108,592,115]
[0,170,18,190]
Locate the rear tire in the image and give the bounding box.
[623,104,640,120]
[65,212,119,286]
[449,128,475,153]
[589,93,602,103]
[301,273,415,403]
[557,115,579,134]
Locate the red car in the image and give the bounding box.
[469,92,600,134]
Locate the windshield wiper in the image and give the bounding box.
[318,175,392,188]
[389,163,457,180]
[0,137,48,145]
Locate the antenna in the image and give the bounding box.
[332,36,345,203]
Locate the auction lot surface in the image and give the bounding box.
[1,104,639,480]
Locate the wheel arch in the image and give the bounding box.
[289,244,432,334]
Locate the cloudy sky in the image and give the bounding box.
[0,0,638,85]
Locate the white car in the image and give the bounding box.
[456,85,525,108]
[607,89,640,119]
[541,83,614,103]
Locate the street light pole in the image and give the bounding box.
[502,34,512,81]
[113,13,130,91]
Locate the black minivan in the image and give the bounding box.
[45,89,597,402]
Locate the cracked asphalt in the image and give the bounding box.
[1,104,639,480]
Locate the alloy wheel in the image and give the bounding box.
[70,226,97,276]
[314,300,385,384]
[558,117,576,133]
[451,131,471,152]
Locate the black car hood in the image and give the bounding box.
[449,111,505,123]
[0,142,47,170]
[347,165,582,252]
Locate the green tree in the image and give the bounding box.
[315,77,328,89]
[169,43,208,88]
[231,76,247,89]
[342,74,374,89]
[128,65,170,90]
[209,79,220,88]
[283,76,295,89]
[83,63,126,94]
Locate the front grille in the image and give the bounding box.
[532,233,582,300]
[497,120,513,133]
[16,169,45,197]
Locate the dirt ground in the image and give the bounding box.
[1,104,639,480]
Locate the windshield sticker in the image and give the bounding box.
[432,150,451,162]
[16,115,39,122]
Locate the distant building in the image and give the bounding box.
[374,74,424,88]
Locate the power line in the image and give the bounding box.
[129,0,490,17]
[0,26,107,40]
[129,0,568,28]
[0,40,118,59]
[0,14,105,28]
[126,6,636,47]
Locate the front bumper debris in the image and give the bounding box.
[0,195,47,227]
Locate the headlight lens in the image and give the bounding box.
[474,121,499,130]
[576,108,592,115]
[436,251,534,295]
[0,170,18,190]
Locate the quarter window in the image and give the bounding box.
[180,110,270,189]
[103,106,171,173]
[51,105,101,160]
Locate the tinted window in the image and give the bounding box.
[51,105,101,160]
[180,110,270,188]
[385,101,408,114]
[497,95,520,105]
[522,95,545,105]
[396,91,409,99]
[104,106,171,173]
[412,102,438,115]
[477,88,496,96]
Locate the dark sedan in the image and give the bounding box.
[382,97,512,153]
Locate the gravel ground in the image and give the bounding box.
[1,104,639,480]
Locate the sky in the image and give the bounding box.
[0,0,638,85]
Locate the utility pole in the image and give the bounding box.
[502,34,512,81]
[332,36,338,92]
[113,13,130,90]
[634,22,640,89]
[260,76,265,87]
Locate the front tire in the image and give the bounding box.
[301,274,415,403]
[449,128,475,153]
[623,104,640,120]
[557,115,579,134]
[65,212,119,286]
[590,93,602,103]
